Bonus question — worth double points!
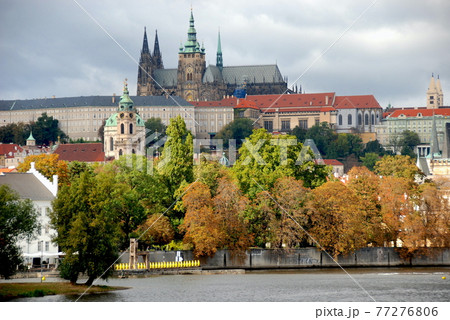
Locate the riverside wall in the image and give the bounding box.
[121,247,450,269]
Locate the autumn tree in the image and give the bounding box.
[401,182,450,252]
[181,182,223,257]
[346,166,384,245]
[17,153,69,187]
[261,177,309,250]
[378,176,415,246]
[307,181,368,257]
[137,214,174,248]
[213,176,252,255]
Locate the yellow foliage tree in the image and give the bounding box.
[17,154,69,187]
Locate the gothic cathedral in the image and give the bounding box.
[137,10,288,101]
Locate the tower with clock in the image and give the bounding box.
[104,80,146,159]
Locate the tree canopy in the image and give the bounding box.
[214,118,254,149]
[0,185,40,279]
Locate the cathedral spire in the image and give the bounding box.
[141,27,150,55]
[153,29,164,69]
[216,29,223,71]
[180,9,203,54]
[430,111,441,158]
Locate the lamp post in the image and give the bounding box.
[40,240,43,282]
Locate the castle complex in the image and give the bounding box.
[136,10,288,101]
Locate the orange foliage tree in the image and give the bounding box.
[378,176,415,247]
[137,214,175,248]
[181,182,224,257]
[307,180,368,257]
[213,176,252,255]
[401,182,450,251]
[346,166,384,245]
[17,153,69,186]
[261,177,309,249]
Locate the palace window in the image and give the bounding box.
[281,120,291,131]
[130,123,133,134]
[121,123,125,134]
[338,114,343,126]
[264,120,273,132]
[348,114,352,125]
[299,119,308,129]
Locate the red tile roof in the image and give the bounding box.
[334,95,382,109]
[53,143,105,162]
[246,93,336,109]
[0,144,23,156]
[388,108,450,118]
[323,159,344,166]
[235,99,260,110]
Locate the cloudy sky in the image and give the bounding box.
[1,0,449,108]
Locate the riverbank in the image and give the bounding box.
[0,282,126,301]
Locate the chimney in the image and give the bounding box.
[112,93,116,103]
[325,96,329,105]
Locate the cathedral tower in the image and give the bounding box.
[176,10,206,101]
[137,27,154,96]
[427,73,444,109]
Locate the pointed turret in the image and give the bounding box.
[216,29,223,71]
[430,111,441,158]
[153,29,164,69]
[26,130,36,147]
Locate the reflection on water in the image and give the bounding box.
[9,268,450,302]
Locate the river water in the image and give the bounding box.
[9,267,450,302]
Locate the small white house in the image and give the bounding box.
[0,162,60,268]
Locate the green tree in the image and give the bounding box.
[214,118,254,149]
[159,116,194,194]
[0,185,40,279]
[233,129,330,198]
[51,171,123,285]
[291,125,307,142]
[305,122,337,158]
[360,152,380,171]
[364,139,384,155]
[31,113,67,145]
[145,117,167,136]
[374,155,424,181]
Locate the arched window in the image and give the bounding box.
[364,113,369,126]
[129,123,133,134]
[110,137,113,151]
[119,149,123,156]
[371,113,375,125]
[358,114,362,126]
[348,114,352,126]
[187,73,193,81]
[338,114,343,126]
[132,149,135,154]
[120,123,124,134]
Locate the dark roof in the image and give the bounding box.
[0,95,192,111]
[153,69,178,88]
[53,143,105,162]
[222,64,284,84]
[150,64,285,87]
[0,173,55,201]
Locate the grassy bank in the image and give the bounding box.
[0,282,126,301]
